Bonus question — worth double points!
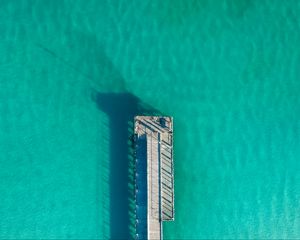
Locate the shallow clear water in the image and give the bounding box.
[0,0,300,239]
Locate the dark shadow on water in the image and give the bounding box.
[92,91,161,239]
[35,29,162,238]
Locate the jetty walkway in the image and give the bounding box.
[135,116,174,240]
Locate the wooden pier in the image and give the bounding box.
[135,116,174,240]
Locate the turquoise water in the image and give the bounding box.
[1,0,300,238]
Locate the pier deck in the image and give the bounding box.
[135,116,174,240]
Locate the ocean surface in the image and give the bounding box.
[1,0,300,239]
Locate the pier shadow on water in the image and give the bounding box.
[92,91,161,239]
[35,28,161,238]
